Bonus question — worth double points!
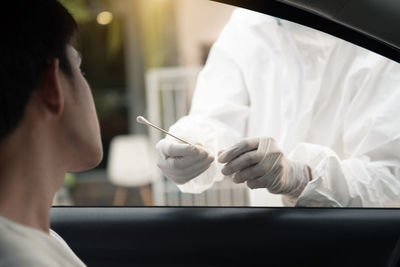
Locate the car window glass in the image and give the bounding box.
[54,0,400,208]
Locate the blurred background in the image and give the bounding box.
[53,0,248,207]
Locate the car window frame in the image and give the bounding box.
[213,0,400,64]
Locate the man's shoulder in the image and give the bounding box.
[0,218,80,267]
[0,229,83,267]
[0,254,56,267]
[0,226,57,266]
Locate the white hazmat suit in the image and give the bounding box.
[157,9,400,207]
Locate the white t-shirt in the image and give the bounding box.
[0,216,85,267]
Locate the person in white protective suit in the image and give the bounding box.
[156,8,400,207]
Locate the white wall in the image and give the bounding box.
[174,0,235,66]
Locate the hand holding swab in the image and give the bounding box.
[136,116,194,146]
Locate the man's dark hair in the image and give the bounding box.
[0,0,78,141]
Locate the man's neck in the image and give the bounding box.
[0,174,57,233]
[0,127,64,234]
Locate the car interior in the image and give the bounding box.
[50,0,400,266]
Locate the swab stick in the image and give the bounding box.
[136,116,194,146]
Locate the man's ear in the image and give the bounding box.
[39,59,64,115]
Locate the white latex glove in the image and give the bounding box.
[156,137,215,185]
[218,137,310,198]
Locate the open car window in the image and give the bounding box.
[54,0,400,208]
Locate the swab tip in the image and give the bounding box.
[136,116,148,124]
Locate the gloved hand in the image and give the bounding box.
[218,137,311,198]
[156,137,215,185]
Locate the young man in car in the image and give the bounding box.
[0,0,102,266]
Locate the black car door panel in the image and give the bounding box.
[51,207,400,267]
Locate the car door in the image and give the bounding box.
[51,1,400,266]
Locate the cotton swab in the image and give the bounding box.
[136,116,194,146]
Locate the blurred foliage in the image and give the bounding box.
[59,0,92,23]
[60,0,123,59]
[107,14,123,58]
[138,0,178,69]
[64,173,77,188]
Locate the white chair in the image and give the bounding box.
[107,135,156,206]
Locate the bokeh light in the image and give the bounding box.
[97,11,113,25]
